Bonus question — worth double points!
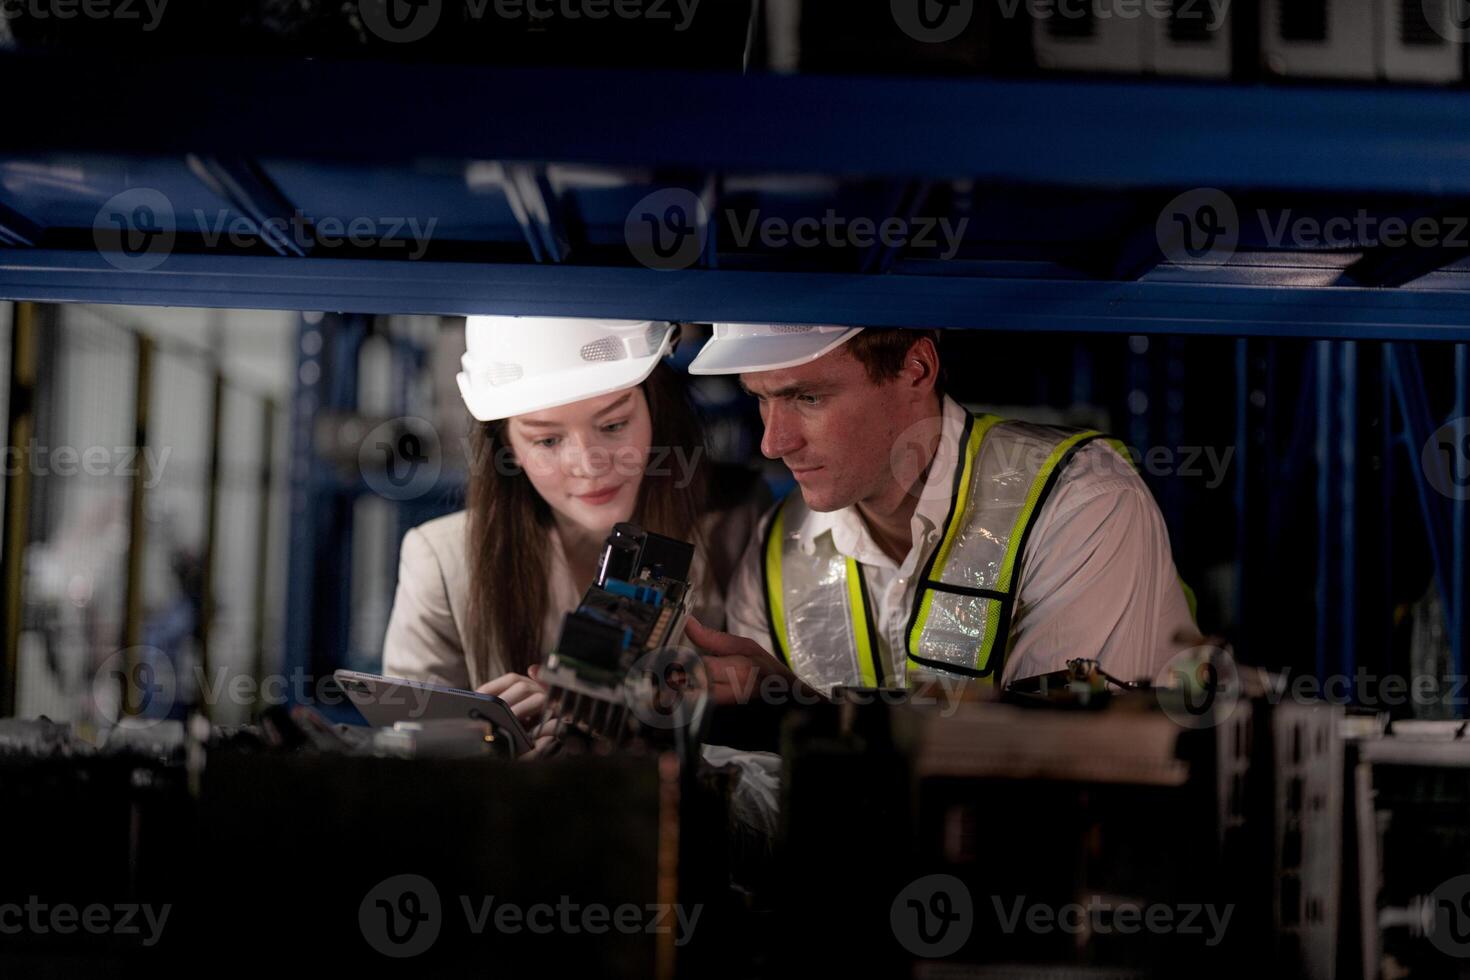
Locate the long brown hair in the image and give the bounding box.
[464,362,710,677]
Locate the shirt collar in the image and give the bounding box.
[794,395,969,568]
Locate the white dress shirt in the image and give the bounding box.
[725,395,1203,688]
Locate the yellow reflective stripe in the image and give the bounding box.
[907,414,1000,658]
[845,558,878,688]
[763,502,791,665]
[1179,577,1199,622]
[977,429,1101,667]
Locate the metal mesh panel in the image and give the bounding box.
[579,337,625,363]
[488,361,524,385]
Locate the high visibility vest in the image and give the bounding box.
[760,413,1124,692]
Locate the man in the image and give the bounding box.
[682,324,1201,701]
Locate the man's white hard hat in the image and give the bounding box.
[686,323,863,376]
[456,316,676,421]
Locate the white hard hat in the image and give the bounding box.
[456,316,676,421]
[686,323,863,375]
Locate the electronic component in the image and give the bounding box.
[537,523,706,755]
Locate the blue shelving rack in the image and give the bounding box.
[0,53,1465,706]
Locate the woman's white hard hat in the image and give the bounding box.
[456,316,676,421]
[686,323,863,375]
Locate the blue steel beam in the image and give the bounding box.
[185,154,311,258]
[501,165,568,264]
[0,200,39,248]
[14,58,1470,192]
[861,180,931,276]
[15,251,1470,340]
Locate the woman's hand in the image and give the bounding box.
[477,666,548,724]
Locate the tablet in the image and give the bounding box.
[333,669,533,755]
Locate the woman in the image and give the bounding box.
[382,316,764,727]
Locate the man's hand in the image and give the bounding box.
[685,617,821,706]
[477,667,547,724]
